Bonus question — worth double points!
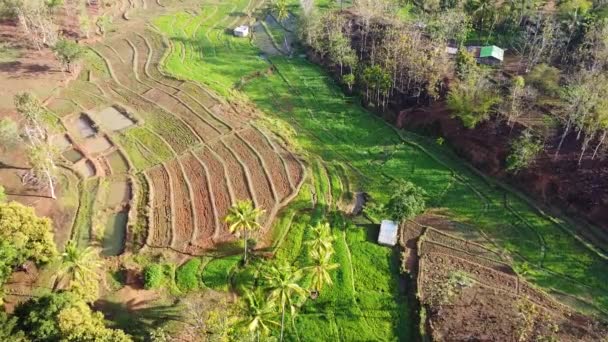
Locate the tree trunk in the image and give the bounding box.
[554,119,571,160]
[592,130,607,160]
[243,230,248,264]
[45,169,56,199]
[280,305,286,342]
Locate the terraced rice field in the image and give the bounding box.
[47,3,304,254]
[145,0,608,319]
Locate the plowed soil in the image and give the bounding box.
[195,147,234,242]
[146,165,172,246]
[165,159,195,250]
[241,128,292,202]
[401,215,608,341]
[225,134,276,221]
[180,153,217,248]
[210,140,253,203]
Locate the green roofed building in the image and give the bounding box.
[479,45,504,65]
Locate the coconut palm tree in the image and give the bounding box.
[306,248,339,297]
[54,240,102,290]
[239,292,279,341]
[305,222,335,259]
[225,200,265,264]
[263,263,306,342]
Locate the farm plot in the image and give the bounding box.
[416,236,606,341]
[179,153,217,248]
[145,164,173,247]
[224,134,277,219]
[240,128,292,202]
[194,147,234,242]
[209,140,253,203]
[164,158,195,251]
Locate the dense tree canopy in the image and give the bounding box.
[14,292,132,342]
[385,181,427,222]
[0,201,56,264]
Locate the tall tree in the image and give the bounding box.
[239,292,279,341]
[447,68,501,129]
[263,263,307,342]
[5,0,58,49]
[225,200,265,264]
[305,222,335,259]
[14,292,132,341]
[14,92,60,199]
[52,38,83,73]
[306,248,339,296]
[54,240,102,302]
[385,181,427,222]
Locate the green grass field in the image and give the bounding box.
[150,0,608,337]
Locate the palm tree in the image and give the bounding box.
[225,200,265,264]
[264,263,307,342]
[54,240,102,290]
[305,222,335,259]
[239,292,279,341]
[306,248,339,298]
[274,0,291,53]
[275,0,289,23]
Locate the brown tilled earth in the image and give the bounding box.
[401,214,608,341]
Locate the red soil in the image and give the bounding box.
[401,215,607,341]
[210,140,253,203]
[241,128,292,201]
[195,147,234,242]
[225,134,276,221]
[165,159,195,251]
[180,153,216,248]
[146,165,172,247]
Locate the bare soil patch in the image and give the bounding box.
[401,215,608,341]
[180,153,216,248]
[164,158,195,251]
[146,165,173,247]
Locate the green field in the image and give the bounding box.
[151,0,608,338]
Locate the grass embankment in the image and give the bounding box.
[154,0,608,330]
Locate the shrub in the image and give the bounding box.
[385,181,426,222]
[526,63,561,96]
[201,255,241,291]
[506,131,543,173]
[143,264,164,289]
[175,258,202,292]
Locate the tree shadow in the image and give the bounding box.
[95,299,185,338]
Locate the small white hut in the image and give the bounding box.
[233,25,250,38]
[378,220,399,247]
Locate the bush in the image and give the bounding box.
[506,131,543,173]
[385,181,426,222]
[143,264,164,289]
[175,258,202,292]
[201,255,241,291]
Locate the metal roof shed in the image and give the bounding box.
[378,220,399,247]
[233,25,250,38]
[479,45,504,62]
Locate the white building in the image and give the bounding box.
[378,220,399,247]
[233,25,250,38]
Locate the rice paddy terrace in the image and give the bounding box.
[47,0,305,255]
[41,0,608,339]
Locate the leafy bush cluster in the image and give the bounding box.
[143,264,165,290]
[507,131,543,173]
[175,258,203,292]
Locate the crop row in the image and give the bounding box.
[422,228,505,263]
[140,127,304,254]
